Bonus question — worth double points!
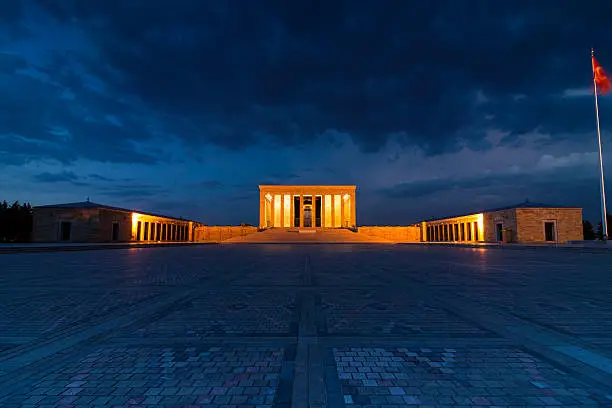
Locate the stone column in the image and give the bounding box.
[332,194,338,228]
[319,193,323,228]
[321,194,326,228]
[280,194,284,228]
[351,192,357,228]
[271,194,276,228]
[259,190,265,228]
[299,194,304,228]
[290,193,294,228]
[341,194,346,227]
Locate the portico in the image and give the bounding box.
[259,185,357,229]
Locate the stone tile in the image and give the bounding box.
[119,290,298,338]
[333,347,611,406]
[319,289,489,337]
[1,345,284,406]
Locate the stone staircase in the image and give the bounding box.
[222,228,393,243]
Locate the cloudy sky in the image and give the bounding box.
[1,1,612,225]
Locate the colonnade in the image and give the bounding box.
[425,219,481,242]
[259,186,357,229]
[132,214,192,241]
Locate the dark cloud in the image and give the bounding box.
[198,180,223,190]
[226,193,254,202]
[33,170,81,183]
[378,165,602,223]
[23,0,612,155]
[99,184,166,199]
[269,172,300,181]
[383,167,596,200]
[87,174,113,182]
[0,50,159,165]
[0,3,32,45]
[0,53,28,74]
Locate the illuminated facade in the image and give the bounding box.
[259,185,357,229]
[424,213,484,243]
[32,201,195,243]
[422,201,583,244]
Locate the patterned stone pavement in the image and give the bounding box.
[332,347,611,407]
[1,245,612,407]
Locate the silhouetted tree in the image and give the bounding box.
[583,221,595,240]
[0,201,33,242]
[595,213,612,240]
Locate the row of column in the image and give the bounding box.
[425,221,480,242]
[135,220,189,241]
[261,192,356,228]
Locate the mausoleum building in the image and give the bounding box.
[259,185,357,229]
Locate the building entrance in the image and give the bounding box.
[303,206,312,227]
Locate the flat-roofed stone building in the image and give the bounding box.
[259,185,357,229]
[32,201,196,243]
[423,201,583,244]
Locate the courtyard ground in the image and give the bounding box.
[1,244,612,407]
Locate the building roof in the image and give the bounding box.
[34,201,198,223]
[423,200,581,223]
[259,184,356,190]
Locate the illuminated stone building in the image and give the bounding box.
[422,201,583,244]
[31,195,583,245]
[32,201,196,243]
[259,185,357,229]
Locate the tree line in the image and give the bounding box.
[0,201,33,243]
[583,214,612,240]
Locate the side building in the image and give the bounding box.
[422,201,583,244]
[32,201,198,243]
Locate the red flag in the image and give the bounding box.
[593,56,611,94]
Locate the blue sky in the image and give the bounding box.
[1,1,612,225]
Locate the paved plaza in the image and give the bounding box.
[1,245,612,407]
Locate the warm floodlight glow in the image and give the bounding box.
[334,194,341,227]
[343,193,350,201]
[475,213,484,241]
[274,195,281,227]
[283,194,291,227]
[131,213,142,240]
[265,193,272,201]
[324,195,332,227]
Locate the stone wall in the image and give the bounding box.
[483,209,518,243]
[33,208,103,243]
[357,226,422,242]
[99,209,132,242]
[516,208,583,243]
[193,226,258,242]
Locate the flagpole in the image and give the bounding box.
[592,48,609,240]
